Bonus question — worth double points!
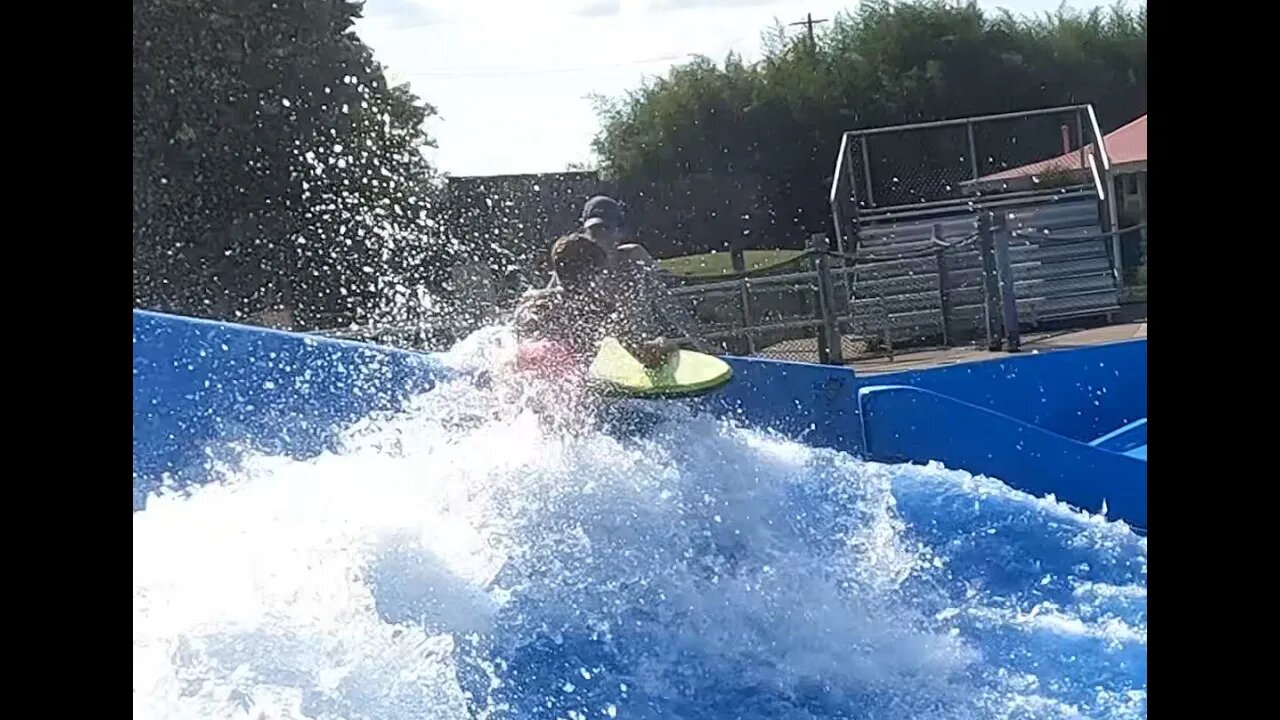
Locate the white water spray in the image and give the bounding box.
[133,327,1146,720]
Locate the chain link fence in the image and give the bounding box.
[668,201,1136,366]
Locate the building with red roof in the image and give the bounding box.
[967,114,1147,282]
[973,114,1146,185]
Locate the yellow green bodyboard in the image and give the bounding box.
[588,337,733,397]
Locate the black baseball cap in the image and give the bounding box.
[581,195,625,230]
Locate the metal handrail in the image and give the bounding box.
[828,131,850,208]
[1085,105,1112,173]
[829,104,1103,204]
[1086,153,1105,201]
[827,105,1107,245]
[670,252,968,298]
[828,132,854,257]
[854,186,1098,225]
[843,104,1096,138]
[671,270,816,296]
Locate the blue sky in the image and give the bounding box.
[355,0,1123,177]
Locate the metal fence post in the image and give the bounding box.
[859,136,875,209]
[977,214,1004,351]
[933,223,952,347]
[731,249,756,354]
[1106,169,1123,282]
[990,212,1021,352]
[808,233,844,366]
[966,122,980,181]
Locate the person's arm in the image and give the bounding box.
[596,264,675,368]
[613,332,677,368]
[618,245,713,353]
[520,273,559,303]
[513,288,563,340]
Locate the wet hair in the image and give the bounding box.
[550,232,607,289]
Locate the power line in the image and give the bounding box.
[402,54,692,79]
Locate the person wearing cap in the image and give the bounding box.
[515,231,674,369]
[579,195,654,271]
[567,195,709,353]
[533,196,649,289]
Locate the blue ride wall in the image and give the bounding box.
[859,342,1146,444]
[133,311,442,509]
[702,339,1146,528]
[133,310,1146,527]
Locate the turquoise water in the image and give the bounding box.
[132,331,1146,719]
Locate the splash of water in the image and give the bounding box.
[133,328,1146,720]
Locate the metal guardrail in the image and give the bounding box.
[756,104,1123,363]
[829,104,1115,238]
[666,195,1130,363]
[305,204,1136,366]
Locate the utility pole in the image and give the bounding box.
[788,12,828,47]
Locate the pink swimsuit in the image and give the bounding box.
[514,340,582,380]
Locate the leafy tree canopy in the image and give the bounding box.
[592,0,1145,234]
[134,0,442,328]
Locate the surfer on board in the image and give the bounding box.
[505,232,673,432]
[524,195,709,354]
[515,231,675,373]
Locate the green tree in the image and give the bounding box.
[592,0,1146,243]
[133,0,442,329]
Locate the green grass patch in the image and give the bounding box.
[1120,263,1146,303]
[1120,285,1146,304]
[659,249,806,279]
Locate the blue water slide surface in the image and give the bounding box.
[133,310,1146,527]
[133,310,445,508]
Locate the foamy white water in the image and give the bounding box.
[133,328,1146,720]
